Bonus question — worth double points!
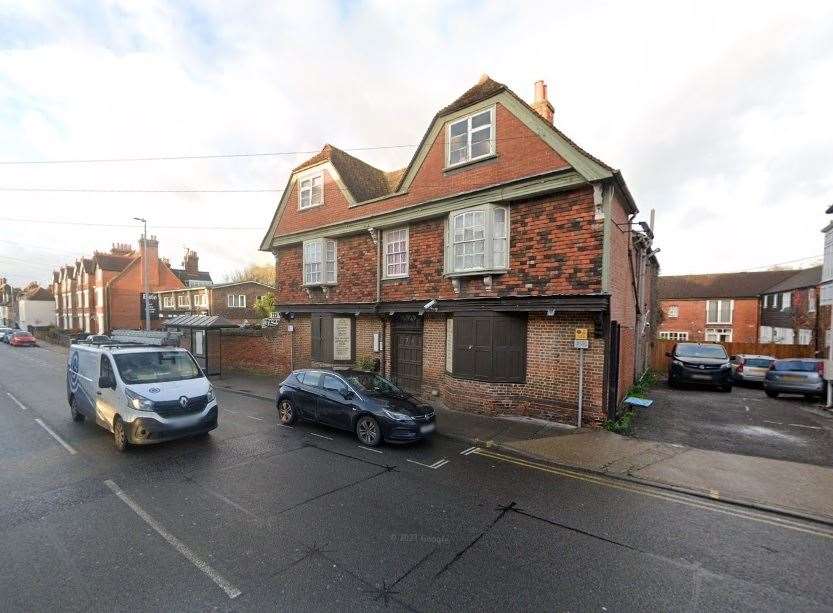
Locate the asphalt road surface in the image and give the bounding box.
[1,343,832,612]
[634,383,833,467]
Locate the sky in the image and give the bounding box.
[0,0,831,288]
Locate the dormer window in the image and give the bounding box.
[299,172,323,210]
[446,107,495,167]
[303,238,337,285]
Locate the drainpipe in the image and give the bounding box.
[371,227,385,375]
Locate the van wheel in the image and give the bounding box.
[765,391,779,399]
[70,397,85,423]
[113,416,129,452]
[356,416,381,447]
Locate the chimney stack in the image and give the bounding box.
[532,80,554,124]
[182,248,199,274]
[139,234,160,286]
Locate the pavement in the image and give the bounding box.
[3,343,833,611]
[214,370,833,525]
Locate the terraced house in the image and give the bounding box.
[260,76,657,424]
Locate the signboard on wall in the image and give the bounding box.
[140,293,160,321]
[333,317,352,361]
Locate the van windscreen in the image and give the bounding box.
[114,351,201,384]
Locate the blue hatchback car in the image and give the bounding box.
[276,369,436,446]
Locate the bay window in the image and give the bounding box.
[706,299,732,324]
[446,107,495,167]
[383,228,409,278]
[445,204,509,275]
[299,172,323,209]
[303,238,337,285]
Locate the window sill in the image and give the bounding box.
[444,268,507,279]
[443,153,498,174]
[382,275,409,282]
[303,283,337,288]
[705,323,732,326]
[298,203,323,212]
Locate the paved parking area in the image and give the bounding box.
[634,382,833,467]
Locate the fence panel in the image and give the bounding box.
[650,339,815,372]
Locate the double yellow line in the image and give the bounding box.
[472,448,833,541]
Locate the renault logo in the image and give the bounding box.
[179,396,189,408]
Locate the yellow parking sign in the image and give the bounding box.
[574,328,588,341]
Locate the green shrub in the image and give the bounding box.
[355,355,377,371]
[603,408,636,435]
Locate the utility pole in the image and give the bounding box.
[134,217,150,331]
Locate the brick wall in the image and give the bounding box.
[219,328,292,377]
[274,103,571,236]
[108,259,183,331]
[658,298,759,343]
[274,186,601,305]
[608,193,637,402]
[211,284,272,322]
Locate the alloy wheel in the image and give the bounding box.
[357,416,380,446]
[278,400,294,425]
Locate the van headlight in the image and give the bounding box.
[207,385,215,403]
[125,388,155,412]
[720,363,731,369]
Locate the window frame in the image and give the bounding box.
[303,238,337,286]
[445,204,510,276]
[808,288,816,313]
[298,171,323,210]
[445,106,496,169]
[704,327,732,343]
[781,291,791,311]
[667,305,679,319]
[382,227,409,279]
[705,299,733,324]
[162,295,175,308]
[659,331,688,341]
[177,294,189,308]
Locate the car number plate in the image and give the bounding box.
[691,374,711,380]
[782,375,802,382]
[419,423,435,434]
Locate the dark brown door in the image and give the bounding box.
[392,315,423,394]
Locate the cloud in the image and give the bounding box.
[0,0,831,287]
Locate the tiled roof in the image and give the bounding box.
[658,270,798,300]
[81,258,95,274]
[437,75,507,116]
[293,144,393,202]
[22,286,53,301]
[171,269,212,285]
[94,253,133,272]
[762,266,822,293]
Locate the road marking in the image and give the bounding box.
[744,406,750,412]
[358,445,383,454]
[709,489,721,500]
[34,418,77,455]
[763,420,783,425]
[279,424,294,428]
[308,432,334,440]
[471,448,833,540]
[104,479,241,599]
[460,446,479,456]
[789,423,823,430]
[407,458,449,469]
[6,392,27,411]
[224,409,238,414]
[246,415,264,421]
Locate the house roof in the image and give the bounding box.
[761,266,822,293]
[293,144,395,203]
[210,280,275,290]
[94,252,133,272]
[81,258,95,274]
[21,287,53,301]
[658,270,798,300]
[171,269,213,285]
[438,75,507,116]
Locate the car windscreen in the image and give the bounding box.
[745,358,773,368]
[773,361,818,372]
[675,344,727,359]
[113,351,202,384]
[345,372,404,395]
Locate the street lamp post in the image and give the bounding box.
[133,217,150,331]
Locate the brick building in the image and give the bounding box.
[0,277,19,327]
[52,239,206,333]
[158,281,274,324]
[259,76,657,425]
[759,266,821,348]
[657,270,797,343]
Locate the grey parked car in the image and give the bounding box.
[730,354,774,384]
[763,358,824,399]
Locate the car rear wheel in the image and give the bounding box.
[765,390,779,399]
[113,416,129,452]
[356,415,381,447]
[70,396,85,423]
[278,399,297,425]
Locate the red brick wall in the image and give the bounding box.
[274,103,571,235]
[607,193,637,402]
[220,328,292,377]
[211,284,273,322]
[658,298,759,343]
[274,186,602,305]
[108,259,183,331]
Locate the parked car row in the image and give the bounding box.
[667,342,825,399]
[0,327,37,346]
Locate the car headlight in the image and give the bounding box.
[720,363,731,369]
[672,359,683,367]
[207,385,215,403]
[383,409,414,422]
[125,388,155,412]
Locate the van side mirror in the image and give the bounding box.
[99,375,115,390]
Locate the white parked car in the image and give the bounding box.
[730,354,775,384]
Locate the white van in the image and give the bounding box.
[66,342,218,451]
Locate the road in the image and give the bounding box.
[1,343,832,612]
[634,384,833,466]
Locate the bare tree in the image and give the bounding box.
[224,264,274,286]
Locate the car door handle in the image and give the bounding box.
[96,391,102,396]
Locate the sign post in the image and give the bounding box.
[574,328,589,428]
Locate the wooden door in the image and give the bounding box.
[392,314,423,394]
